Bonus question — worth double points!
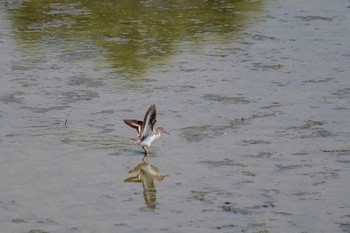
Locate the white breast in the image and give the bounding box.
[140,133,160,147]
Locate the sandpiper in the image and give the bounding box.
[124,104,169,156]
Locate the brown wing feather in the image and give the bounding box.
[124,119,143,137]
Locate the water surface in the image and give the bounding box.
[1,0,350,232]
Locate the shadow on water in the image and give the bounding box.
[5,0,264,79]
[124,155,167,210]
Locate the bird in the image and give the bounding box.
[124,104,168,156]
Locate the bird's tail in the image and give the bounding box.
[130,137,140,144]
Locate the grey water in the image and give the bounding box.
[1,0,349,232]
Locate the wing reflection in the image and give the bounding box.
[124,157,167,209]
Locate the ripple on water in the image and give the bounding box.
[0,91,25,104]
[331,88,350,99]
[203,93,251,104]
[23,105,70,113]
[181,118,244,143]
[68,76,103,87]
[200,158,246,168]
[61,90,99,104]
[27,230,50,233]
[287,119,333,138]
[180,125,227,142]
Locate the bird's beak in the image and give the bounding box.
[163,129,170,135]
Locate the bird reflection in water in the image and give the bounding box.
[124,157,167,209]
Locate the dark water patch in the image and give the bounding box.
[216,224,237,230]
[228,118,246,129]
[206,47,247,58]
[252,62,283,70]
[60,137,74,144]
[221,202,275,214]
[334,106,350,111]
[68,76,103,87]
[203,93,250,104]
[331,88,350,99]
[287,119,332,138]
[200,158,246,168]
[86,123,115,134]
[0,91,25,104]
[23,105,70,113]
[240,139,272,145]
[250,112,280,120]
[260,189,280,198]
[36,219,56,224]
[216,222,269,233]
[190,189,233,204]
[28,122,64,130]
[276,164,311,171]
[335,160,350,164]
[242,170,256,177]
[247,223,268,230]
[16,78,39,87]
[167,85,197,94]
[246,152,272,158]
[27,230,50,233]
[181,68,200,73]
[91,109,115,115]
[291,191,321,200]
[260,102,282,109]
[61,90,99,103]
[302,77,335,84]
[292,151,310,156]
[322,148,350,164]
[191,190,210,202]
[305,129,332,138]
[272,211,293,216]
[11,59,42,71]
[306,131,332,138]
[334,66,346,72]
[114,223,128,227]
[248,33,276,41]
[59,48,102,62]
[302,169,340,181]
[179,109,277,138]
[295,16,333,22]
[337,221,350,233]
[12,218,27,223]
[222,205,251,214]
[271,81,288,87]
[181,124,227,142]
[5,133,21,138]
[298,120,325,129]
[312,181,326,186]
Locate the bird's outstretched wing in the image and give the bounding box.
[123,119,143,137]
[140,104,157,140]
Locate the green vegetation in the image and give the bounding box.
[7,0,264,78]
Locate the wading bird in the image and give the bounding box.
[124,104,168,156]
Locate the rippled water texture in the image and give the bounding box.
[1,0,350,232]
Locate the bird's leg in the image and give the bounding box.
[142,146,149,157]
[142,154,148,163]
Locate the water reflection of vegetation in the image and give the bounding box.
[124,158,167,209]
[8,0,264,78]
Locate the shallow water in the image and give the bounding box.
[1,0,350,232]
